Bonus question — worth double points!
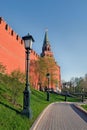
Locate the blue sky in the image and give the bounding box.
[0,0,87,81]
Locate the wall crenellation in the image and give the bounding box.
[0,17,2,24]
[0,17,24,45]
[0,17,39,58]
[31,49,40,58]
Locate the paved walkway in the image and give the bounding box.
[30,102,87,130]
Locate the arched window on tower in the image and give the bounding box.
[45,46,47,51]
[47,47,50,51]
[47,44,51,51]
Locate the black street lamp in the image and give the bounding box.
[81,88,84,102]
[22,33,34,118]
[46,73,50,101]
[38,81,42,91]
[63,82,67,101]
[65,90,67,102]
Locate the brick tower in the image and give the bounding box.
[41,30,53,57]
[40,30,61,91]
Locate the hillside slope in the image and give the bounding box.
[0,73,64,130]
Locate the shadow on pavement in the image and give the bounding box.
[70,104,87,123]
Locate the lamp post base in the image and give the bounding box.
[22,89,32,118]
[81,95,84,102]
[47,91,50,101]
[65,95,67,101]
[22,108,32,119]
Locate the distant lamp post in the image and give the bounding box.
[22,33,34,118]
[81,88,84,102]
[63,83,67,101]
[46,73,50,101]
[38,76,42,91]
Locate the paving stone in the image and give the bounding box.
[30,102,87,130]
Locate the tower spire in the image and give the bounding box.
[41,30,53,57]
[44,28,49,43]
[43,29,49,48]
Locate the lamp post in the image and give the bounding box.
[38,81,42,91]
[63,82,67,101]
[22,33,34,118]
[46,73,50,101]
[81,88,84,102]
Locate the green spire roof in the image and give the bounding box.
[43,29,49,45]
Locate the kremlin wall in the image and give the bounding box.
[0,17,61,91]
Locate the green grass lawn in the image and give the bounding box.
[0,74,82,130]
[0,83,63,130]
[81,104,87,111]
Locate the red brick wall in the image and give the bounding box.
[0,17,39,71]
[0,17,25,73]
[0,17,40,89]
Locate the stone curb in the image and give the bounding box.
[73,104,87,115]
[30,103,54,130]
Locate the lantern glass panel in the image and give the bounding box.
[24,39,32,49]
